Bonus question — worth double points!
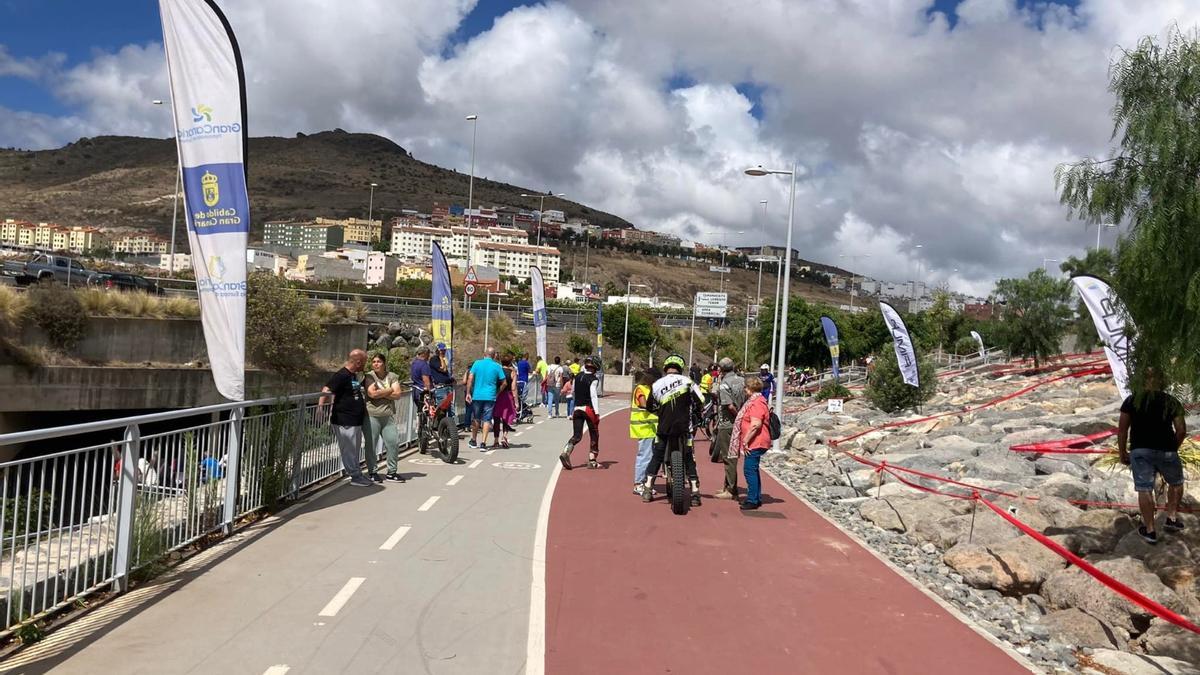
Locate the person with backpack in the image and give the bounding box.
[731,376,772,510]
[712,358,746,500]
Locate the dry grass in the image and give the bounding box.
[312,301,340,324]
[0,286,29,325]
[1095,438,1200,479]
[77,288,200,319]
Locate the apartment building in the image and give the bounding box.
[263,221,345,252]
[0,220,106,253]
[113,233,169,255]
[314,217,381,245]
[472,241,560,281]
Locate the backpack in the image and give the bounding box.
[768,411,782,441]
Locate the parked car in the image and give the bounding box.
[91,272,163,294]
[0,253,97,286]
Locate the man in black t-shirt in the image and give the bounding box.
[322,349,373,487]
[1117,370,1187,545]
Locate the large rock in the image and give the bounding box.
[1133,619,1200,664]
[914,502,1050,550]
[948,450,1036,482]
[1033,454,1092,480]
[943,543,1006,590]
[1040,474,1091,502]
[859,499,904,532]
[1036,496,1085,529]
[989,535,1070,593]
[1038,608,1124,649]
[1084,648,1200,675]
[1055,510,1135,555]
[1042,556,1189,632]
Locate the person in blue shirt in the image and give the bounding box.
[465,347,508,452]
[516,353,532,410]
[759,364,775,402]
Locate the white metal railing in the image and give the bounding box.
[0,382,466,636]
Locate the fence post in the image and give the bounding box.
[405,393,416,446]
[111,424,140,593]
[222,407,244,535]
[290,400,306,496]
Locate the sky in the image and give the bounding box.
[2,0,1200,297]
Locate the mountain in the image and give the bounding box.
[0,130,633,235]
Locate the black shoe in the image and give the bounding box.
[691,493,701,507]
[1138,525,1158,545]
[1164,517,1185,533]
[559,448,572,470]
[740,501,761,511]
[385,472,405,483]
[642,485,654,503]
[368,472,384,483]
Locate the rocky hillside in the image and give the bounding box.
[770,361,1200,673]
[0,130,632,235]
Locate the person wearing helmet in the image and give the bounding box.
[560,355,602,470]
[641,354,706,506]
[759,364,775,403]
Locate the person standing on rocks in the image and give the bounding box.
[321,349,373,487]
[1118,369,1188,544]
[713,358,746,501]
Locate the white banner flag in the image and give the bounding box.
[970,330,985,359]
[530,266,547,362]
[880,301,919,387]
[160,0,248,400]
[1071,275,1132,399]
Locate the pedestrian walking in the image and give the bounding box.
[759,364,775,403]
[630,368,660,496]
[560,355,601,470]
[712,358,746,500]
[562,370,576,417]
[532,354,547,408]
[1117,369,1187,544]
[570,356,582,377]
[465,347,507,452]
[460,359,476,430]
[546,356,564,417]
[732,376,771,510]
[492,354,519,448]
[321,349,373,487]
[364,352,405,482]
[516,352,532,410]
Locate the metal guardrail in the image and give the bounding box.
[0,382,467,636]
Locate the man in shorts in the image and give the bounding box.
[466,347,507,452]
[1118,369,1188,545]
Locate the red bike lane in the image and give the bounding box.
[544,410,1031,674]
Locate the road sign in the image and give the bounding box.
[749,255,780,263]
[465,282,477,297]
[694,292,727,318]
[465,266,478,283]
[709,265,731,274]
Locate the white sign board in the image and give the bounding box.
[749,255,780,263]
[826,399,844,413]
[694,292,728,318]
[709,265,731,274]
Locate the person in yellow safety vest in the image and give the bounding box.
[630,368,660,498]
[700,368,714,398]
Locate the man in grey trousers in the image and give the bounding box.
[712,358,746,500]
[322,349,373,487]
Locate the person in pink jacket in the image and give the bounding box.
[729,376,771,510]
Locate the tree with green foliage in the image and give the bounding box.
[566,333,593,356]
[1056,28,1200,392]
[865,347,937,413]
[925,290,955,353]
[247,272,325,380]
[1058,248,1117,352]
[992,269,1072,368]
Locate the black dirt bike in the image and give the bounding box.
[418,387,459,464]
[661,434,692,515]
[693,398,718,444]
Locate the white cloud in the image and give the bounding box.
[1,0,1196,294]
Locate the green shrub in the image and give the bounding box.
[385,347,409,378]
[865,348,937,413]
[815,382,852,401]
[26,283,86,350]
[247,273,325,379]
[566,333,592,356]
[953,336,979,356]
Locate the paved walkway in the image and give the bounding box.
[545,411,1032,674]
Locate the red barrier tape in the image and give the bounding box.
[829,366,1111,448]
[977,496,1200,636]
[1009,430,1117,454]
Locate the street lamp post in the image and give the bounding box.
[465,115,479,306]
[743,299,751,369]
[153,99,181,277]
[621,281,652,375]
[746,164,798,451]
[1043,258,1060,272]
[755,199,767,325]
[367,182,378,244]
[522,192,564,274]
[484,288,507,350]
[840,253,871,310]
[1096,223,1116,250]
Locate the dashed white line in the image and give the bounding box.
[262,666,290,675]
[446,475,464,486]
[514,431,524,437]
[379,525,411,551]
[417,496,440,512]
[468,459,483,469]
[318,577,365,617]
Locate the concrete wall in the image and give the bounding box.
[22,319,366,365]
[603,374,634,395]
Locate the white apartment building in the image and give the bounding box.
[113,233,169,255]
[246,249,290,275]
[541,209,565,224]
[364,251,400,287]
[159,252,193,272]
[389,224,536,267]
[472,242,560,281]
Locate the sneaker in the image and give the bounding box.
[691,493,702,507]
[479,444,491,453]
[740,501,761,511]
[633,484,644,496]
[349,477,373,487]
[368,472,383,483]
[385,473,405,483]
[559,448,573,470]
[1138,525,1158,545]
[468,439,479,449]
[713,490,734,500]
[1164,518,1185,533]
[642,486,654,503]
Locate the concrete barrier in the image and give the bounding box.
[603,374,634,395]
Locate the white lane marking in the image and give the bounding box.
[446,475,464,486]
[379,525,411,551]
[418,496,440,512]
[526,405,627,675]
[318,577,365,617]
[514,432,524,437]
[536,420,545,425]
[262,666,290,675]
[468,459,483,469]
[492,462,541,470]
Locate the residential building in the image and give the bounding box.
[293,254,360,282]
[246,249,290,275]
[315,217,382,245]
[488,226,529,245]
[462,208,498,229]
[472,242,560,281]
[0,220,105,253]
[159,253,193,272]
[113,233,169,255]
[262,221,345,253]
[396,262,432,282]
[604,294,688,310]
[542,209,565,224]
[964,302,1003,321]
[364,251,400,287]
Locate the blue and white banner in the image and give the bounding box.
[1071,275,1131,399]
[880,301,919,388]
[160,0,248,400]
[596,302,604,358]
[819,315,840,380]
[530,266,547,362]
[431,242,453,372]
[970,330,986,359]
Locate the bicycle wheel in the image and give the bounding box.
[438,415,459,464]
[417,415,430,455]
[669,443,688,515]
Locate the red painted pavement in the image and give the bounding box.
[545,410,1030,674]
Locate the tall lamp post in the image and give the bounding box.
[621,281,652,375]
[367,182,379,244]
[1096,223,1116,250]
[484,288,507,350]
[746,164,799,451]
[1042,258,1060,272]
[521,192,565,273]
[465,115,479,306]
[839,253,871,310]
[755,199,767,324]
[153,99,181,277]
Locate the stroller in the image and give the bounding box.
[516,382,535,424]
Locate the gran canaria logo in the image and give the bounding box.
[207,255,227,281]
[201,170,219,207]
[191,104,213,123]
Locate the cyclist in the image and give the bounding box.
[641,354,706,506]
[559,355,602,470]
